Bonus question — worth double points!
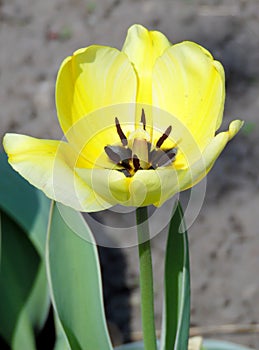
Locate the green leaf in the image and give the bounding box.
[160,201,190,350]
[22,262,50,331]
[203,340,254,350]
[53,313,71,350]
[0,153,50,347]
[0,211,40,347]
[46,202,113,350]
[14,261,50,346]
[11,309,37,350]
[11,262,50,350]
[0,152,50,256]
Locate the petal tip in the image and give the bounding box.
[229,119,244,139]
[2,133,20,154]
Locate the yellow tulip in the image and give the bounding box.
[3,25,243,211]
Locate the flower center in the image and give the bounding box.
[104,109,177,177]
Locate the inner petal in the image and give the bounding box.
[151,106,204,169]
[66,104,136,169]
[122,24,171,105]
[56,46,137,134]
[152,42,225,152]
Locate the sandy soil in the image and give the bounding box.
[1,0,259,348]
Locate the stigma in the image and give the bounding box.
[104,109,177,177]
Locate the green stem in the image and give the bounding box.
[136,206,157,350]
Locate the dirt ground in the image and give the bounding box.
[1,0,259,348]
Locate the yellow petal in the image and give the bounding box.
[56,45,137,134]
[65,103,136,169]
[76,167,178,207]
[176,119,244,192]
[122,24,171,104]
[3,134,112,212]
[150,105,205,169]
[153,41,225,151]
[76,168,130,205]
[130,169,177,206]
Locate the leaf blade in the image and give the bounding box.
[0,153,50,347]
[0,152,50,256]
[0,211,40,347]
[160,201,190,350]
[46,202,113,350]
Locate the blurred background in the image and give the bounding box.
[0,0,258,348]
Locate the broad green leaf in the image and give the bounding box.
[0,153,50,347]
[46,202,113,350]
[12,309,36,350]
[203,340,254,350]
[0,211,39,347]
[0,153,50,256]
[53,313,71,350]
[22,262,50,331]
[11,262,49,349]
[160,201,190,350]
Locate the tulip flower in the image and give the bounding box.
[3,24,242,211]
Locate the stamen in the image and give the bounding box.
[104,146,131,164]
[104,145,131,165]
[156,148,177,167]
[150,147,177,168]
[141,108,146,130]
[133,155,141,172]
[150,148,165,166]
[115,117,128,147]
[118,169,132,177]
[156,125,172,148]
[104,146,121,164]
[105,113,177,178]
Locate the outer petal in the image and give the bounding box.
[76,167,178,207]
[76,168,130,205]
[64,103,137,169]
[3,134,112,212]
[122,24,171,104]
[153,120,243,206]
[56,45,137,134]
[152,42,225,151]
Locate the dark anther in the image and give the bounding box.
[156,125,172,148]
[115,117,128,147]
[141,108,146,130]
[149,148,165,165]
[105,112,177,178]
[105,145,131,166]
[104,146,121,164]
[156,148,177,167]
[133,155,140,172]
[150,147,177,168]
[118,169,132,177]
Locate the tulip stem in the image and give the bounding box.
[136,206,157,350]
